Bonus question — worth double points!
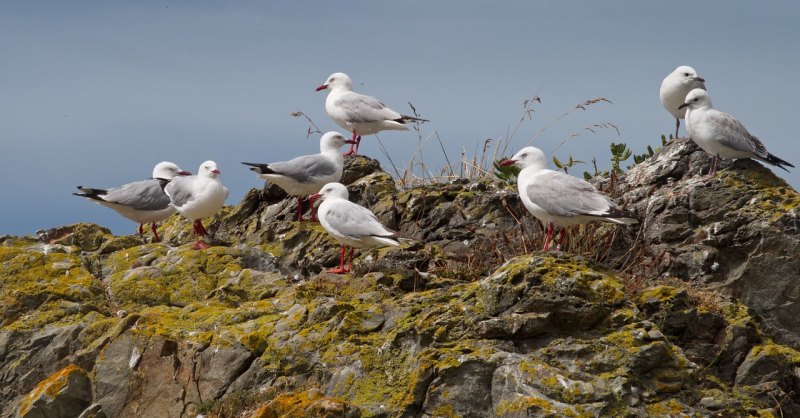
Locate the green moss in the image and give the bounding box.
[638,285,680,305]
[0,245,105,330]
[720,168,800,223]
[749,340,800,364]
[495,397,553,416]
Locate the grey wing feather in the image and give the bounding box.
[528,172,613,217]
[336,92,402,123]
[708,112,767,158]
[102,179,171,211]
[164,177,195,208]
[269,155,337,183]
[326,201,395,239]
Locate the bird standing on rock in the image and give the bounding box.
[501,147,638,251]
[311,182,407,274]
[316,72,427,156]
[73,161,191,242]
[165,160,229,250]
[681,88,794,178]
[242,132,356,222]
[660,65,706,139]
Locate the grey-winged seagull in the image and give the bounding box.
[242,131,355,221]
[315,72,427,156]
[164,160,229,249]
[73,161,191,242]
[680,88,794,177]
[500,147,637,251]
[660,65,706,139]
[311,182,407,273]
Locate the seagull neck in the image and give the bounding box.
[518,166,546,183]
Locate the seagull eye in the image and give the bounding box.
[521,154,527,158]
[684,73,690,76]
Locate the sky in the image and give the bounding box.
[1,1,799,236]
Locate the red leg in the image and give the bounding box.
[353,135,362,154]
[297,196,305,222]
[344,130,359,156]
[542,223,554,251]
[557,227,567,251]
[138,224,145,235]
[347,248,354,272]
[192,220,210,249]
[194,220,208,236]
[150,223,161,243]
[704,155,719,180]
[328,245,350,274]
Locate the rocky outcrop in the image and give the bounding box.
[620,141,800,347]
[1,145,798,417]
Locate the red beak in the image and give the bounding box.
[315,85,328,92]
[344,139,357,144]
[309,193,321,203]
[499,159,516,167]
[212,169,221,174]
[178,170,192,176]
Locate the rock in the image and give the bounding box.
[622,141,800,346]
[17,364,92,418]
[1,143,800,417]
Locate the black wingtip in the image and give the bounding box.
[765,153,794,172]
[396,115,430,125]
[242,162,274,174]
[73,187,106,201]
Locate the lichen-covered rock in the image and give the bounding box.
[622,140,800,347]
[2,146,799,417]
[17,364,91,418]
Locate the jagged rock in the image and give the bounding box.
[2,144,800,417]
[622,141,800,346]
[16,364,92,418]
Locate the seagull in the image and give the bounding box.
[500,147,637,251]
[242,132,356,222]
[315,72,427,156]
[660,65,706,139]
[681,88,794,178]
[164,160,229,249]
[310,182,407,274]
[73,161,191,242]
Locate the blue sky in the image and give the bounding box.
[1,1,798,236]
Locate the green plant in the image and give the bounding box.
[609,142,632,174]
[552,155,584,174]
[493,160,521,185]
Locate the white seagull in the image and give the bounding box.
[311,182,407,274]
[73,161,191,242]
[242,131,356,221]
[681,88,793,177]
[164,160,229,249]
[315,72,427,155]
[660,65,706,138]
[500,147,637,251]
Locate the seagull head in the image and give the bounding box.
[153,161,191,179]
[310,182,349,204]
[679,88,712,111]
[320,131,357,152]
[316,72,352,92]
[500,146,549,171]
[199,160,222,178]
[670,65,705,85]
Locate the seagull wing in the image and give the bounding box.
[526,171,614,217]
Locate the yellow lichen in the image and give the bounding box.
[18,364,87,416]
